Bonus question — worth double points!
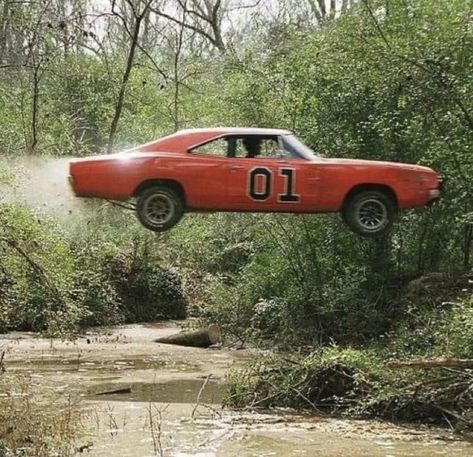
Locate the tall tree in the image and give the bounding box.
[307,0,355,24]
[108,0,155,153]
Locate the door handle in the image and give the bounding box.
[230,165,244,171]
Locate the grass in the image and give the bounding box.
[0,374,84,457]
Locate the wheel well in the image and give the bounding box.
[134,179,186,205]
[342,184,398,211]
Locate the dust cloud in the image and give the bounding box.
[0,156,87,216]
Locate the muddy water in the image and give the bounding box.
[1,322,472,457]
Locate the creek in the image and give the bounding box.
[1,322,472,456]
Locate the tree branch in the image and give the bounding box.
[151,7,218,48]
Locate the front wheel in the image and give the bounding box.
[136,187,183,232]
[342,190,396,237]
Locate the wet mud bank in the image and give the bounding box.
[1,322,472,456]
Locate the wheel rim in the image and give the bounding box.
[142,193,175,226]
[356,198,388,231]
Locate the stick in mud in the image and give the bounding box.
[387,358,473,370]
[192,375,211,419]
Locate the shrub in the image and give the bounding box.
[441,297,473,358]
[0,203,187,335]
[0,204,81,334]
[117,264,187,322]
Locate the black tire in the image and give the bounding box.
[136,186,183,232]
[342,190,396,237]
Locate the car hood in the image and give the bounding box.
[317,157,435,173]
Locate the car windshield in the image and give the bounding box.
[281,135,318,160]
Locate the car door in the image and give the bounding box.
[227,136,317,211]
[181,137,230,209]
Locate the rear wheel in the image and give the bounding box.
[342,190,396,237]
[136,187,183,232]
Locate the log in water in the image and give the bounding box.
[154,325,221,348]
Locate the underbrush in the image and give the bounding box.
[226,346,473,433]
[223,271,473,432]
[169,213,396,346]
[0,203,187,335]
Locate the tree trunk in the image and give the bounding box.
[29,63,41,154]
[108,0,152,154]
[155,325,221,348]
[464,224,472,269]
[107,16,141,153]
[0,1,10,64]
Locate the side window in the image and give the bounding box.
[259,139,281,158]
[234,136,283,159]
[191,138,228,157]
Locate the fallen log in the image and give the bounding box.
[155,325,221,348]
[387,358,473,370]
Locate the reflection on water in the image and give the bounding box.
[88,379,222,404]
[7,357,198,374]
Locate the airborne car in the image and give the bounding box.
[69,128,441,237]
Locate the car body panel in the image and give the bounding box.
[69,128,441,214]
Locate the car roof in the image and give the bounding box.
[126,127,293,153]
[177,127,292,136]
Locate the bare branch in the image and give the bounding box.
[151,0,226,53]
[151,6,219,49]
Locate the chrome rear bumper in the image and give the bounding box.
[429,189,441,200]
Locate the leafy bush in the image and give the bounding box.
[0,203,187,335]
[116,263,187,322]
[0,204,80,334]
[443,298,473,357]
[193,214,398,346]
[383,273,473,359]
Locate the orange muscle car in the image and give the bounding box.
[69,128,441,236]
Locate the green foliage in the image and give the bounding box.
[44,55,117,155]
[115,263,187,321]
[0,441,7,457]
[0,203,187,335]
[70,242,125,327]
[0,204,79,334]
[443,298,473,357]
[179,213,394,346]
[0,167,12,186]
[380,273,473,360]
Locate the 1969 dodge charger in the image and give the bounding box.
[69,127,441,237]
